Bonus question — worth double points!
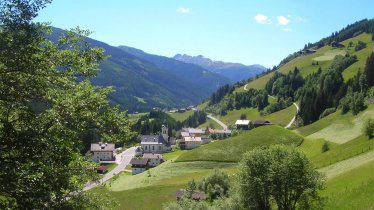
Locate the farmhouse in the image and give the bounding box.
[130,153,165,175]
[178,127,210,149]
[143,153,164,167]
[235,120,251,130]
[140,125,172,154]
[90,142,115,162]
[130,158,149,175]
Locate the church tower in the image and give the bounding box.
[161,124,169,144]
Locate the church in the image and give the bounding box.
[139,125,172,154]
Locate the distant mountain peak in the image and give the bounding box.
[173,54,266,83]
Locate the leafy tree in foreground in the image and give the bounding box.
[237,145,324,210]
[198,169,230,201]
[0,0,134,209]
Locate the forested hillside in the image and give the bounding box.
[50,28,230,112]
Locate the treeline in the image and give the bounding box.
[209,84,235,105]
[206,88,268,115]
[133,110,207,135]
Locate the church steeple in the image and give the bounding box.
[161,124,169,143]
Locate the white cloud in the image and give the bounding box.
[254,14,271,24]
[178,7,190,14]
[277,16,290,26]
[283,28,292,32]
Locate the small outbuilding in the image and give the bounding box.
[253,120,272,127]
[235,120,251,130]
[96,165,107,174]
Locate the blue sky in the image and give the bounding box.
[35,0,374,67]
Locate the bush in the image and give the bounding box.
[355,41,367,51]
[322,142,330,152]
[364,119,374,139]
[198,169,230,201]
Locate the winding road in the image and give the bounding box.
[83,146,136,191]
[243,83,300,129]
[207,114,228,130]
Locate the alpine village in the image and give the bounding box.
[1,1,374,210]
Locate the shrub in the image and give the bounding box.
[364,119,374,139]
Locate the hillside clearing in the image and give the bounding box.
[319,149,374,179]
[307,106,374,144]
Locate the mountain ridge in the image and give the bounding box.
[173,54,267,83]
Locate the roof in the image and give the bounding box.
[182,128,206,134]
[97,165,107,171]
[235,120,251,125]
[254,120,271,125]
[208,128,232,134]
[181,132,190,137]
[140,135,168,145]
[175,189,207,200]
[143,153,164,160]
[130,158,149,166]
[90,143,115,152]
[184,136,202,142]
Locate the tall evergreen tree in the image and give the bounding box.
[364,52,374,86]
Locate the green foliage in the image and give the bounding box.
[0,1,133,208]
[355,40,367,51]
[240,113,247,120]
[237,145,324,210]
[209,84,235,105]
[298,55,357,124]
[364,118,374,139]
[198,169,230,201]
[265,67,304,100]
[319,107,336,119]
[207,88,269,115]
[364,52,374,86]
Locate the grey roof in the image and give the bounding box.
[130,158,149,166]
[143,153,164,160]
[140,135,168,145]
[90,143,115,152]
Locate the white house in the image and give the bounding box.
[140,125,171,154]
[91,142,115,162]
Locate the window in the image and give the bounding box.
[159,146,161,150]
[145,146,147,150]
[152,146,154,150]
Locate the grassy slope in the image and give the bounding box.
[176,125,303,162]
[238,33,373,91]
[167,110,194,122]
[323,159,374,210]
[91,150,237,210]
[296,105,374,144]
[198,118,223,129]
